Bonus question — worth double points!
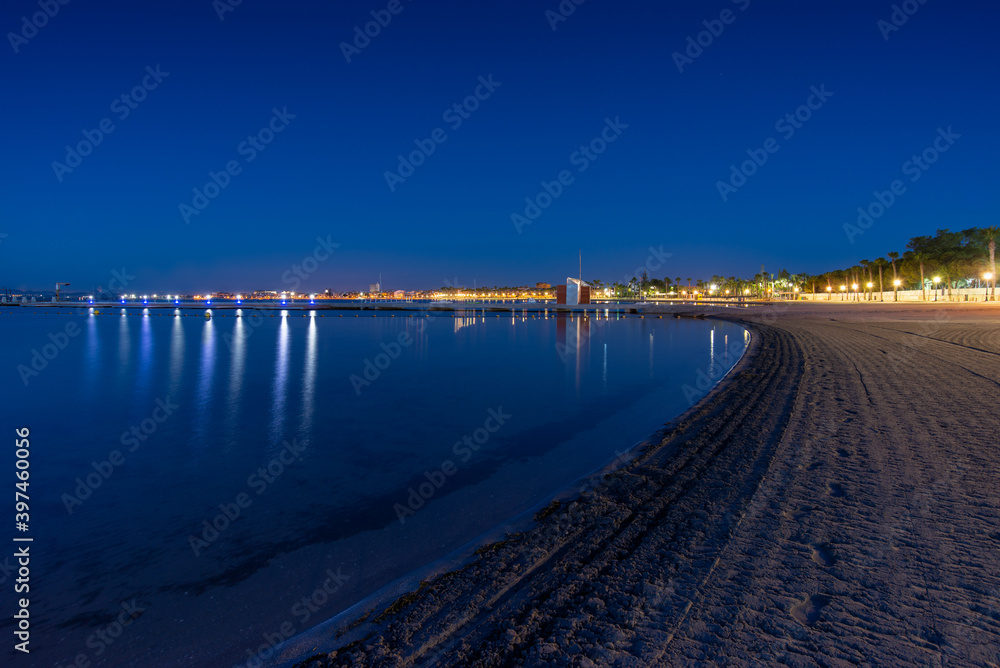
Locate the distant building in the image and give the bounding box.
[369,282,380,294]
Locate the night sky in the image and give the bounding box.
[2,0,998,293]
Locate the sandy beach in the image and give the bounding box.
[286,302,1000,667]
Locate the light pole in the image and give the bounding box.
[866,282,873,302]
[933,276,941,302]
[852,283,859,303]
[826,286,832,301]
[986,272,994,302]
[893,279,901,302]
[840,285,847,301]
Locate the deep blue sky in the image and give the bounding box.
[2,0,998,293]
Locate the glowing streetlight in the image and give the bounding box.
[893,278,901,302]
[933,276,941,301]
[985,272,994,301]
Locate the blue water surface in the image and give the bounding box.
[0,307,746,667]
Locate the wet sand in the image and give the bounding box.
[283,302,1000,667]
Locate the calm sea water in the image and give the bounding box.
[0,307,746,667]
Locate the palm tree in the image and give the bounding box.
[911,252,928,300]
[985,226,999,300]
[859,260,870,300]
[887,251,900,301]
[874,258,886,301]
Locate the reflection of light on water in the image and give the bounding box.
[169,316,184,395]
[710,328,715,376]
[227,315,247,445]
[118,312,130,368]
[575,318,583,393]
[301,316,318,442]
[193,320,216,447]
[137,311,153,400]
[603,343,608,393]
[649,332,654,378]
[84,312,99,391]
[270,316,290,446]
[453,316,478,333]
[724,334,729,364]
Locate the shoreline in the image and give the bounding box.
[280,302,1000,667]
